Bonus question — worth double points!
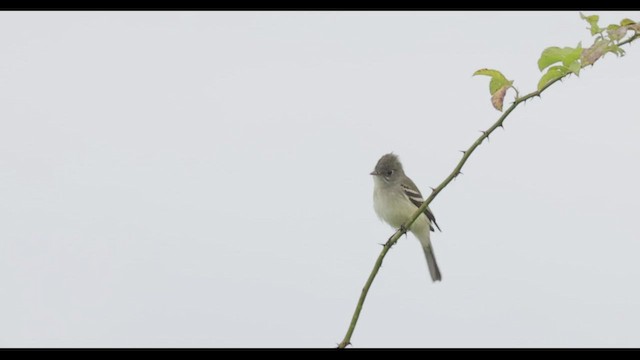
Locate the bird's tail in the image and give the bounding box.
[415,230,442,282]
[422,242,442,282]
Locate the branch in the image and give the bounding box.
[337,31,638,350]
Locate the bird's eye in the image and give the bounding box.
[386,170,394,176]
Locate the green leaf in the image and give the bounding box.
[473,69,514,112]
[473,68,511,95]
[537,44,583,71]
[620,18,636,26]
[607,43,625,57]
[537,66,569,91]
[580,12,602,35]
[567,61,581,76]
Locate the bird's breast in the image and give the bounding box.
[373,181,428,231]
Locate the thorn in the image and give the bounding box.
[458,171,464,176]
[498,124,505,130]
[378,243,386,247]
[429,186,436,192]
[479,130,490,142]
[459,150,466,155]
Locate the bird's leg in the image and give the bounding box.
[386,225,409,247]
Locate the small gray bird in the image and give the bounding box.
[370,153,442,282]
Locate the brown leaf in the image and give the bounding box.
[581,39,609,66]
[491,85,509,112]
[608,25,629,41]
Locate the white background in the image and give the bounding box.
[1,11,639,348]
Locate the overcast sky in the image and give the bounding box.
[1,11,639,348]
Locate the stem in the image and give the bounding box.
[336,85,540,350]
[337,32,638,349]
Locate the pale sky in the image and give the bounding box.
[1,11,639,348]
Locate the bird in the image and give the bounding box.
[370,153,442,282]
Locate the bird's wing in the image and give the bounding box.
[400,181,442,232]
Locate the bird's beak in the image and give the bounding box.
[370,171,379,176]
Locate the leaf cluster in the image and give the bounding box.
[473,14,639,112]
